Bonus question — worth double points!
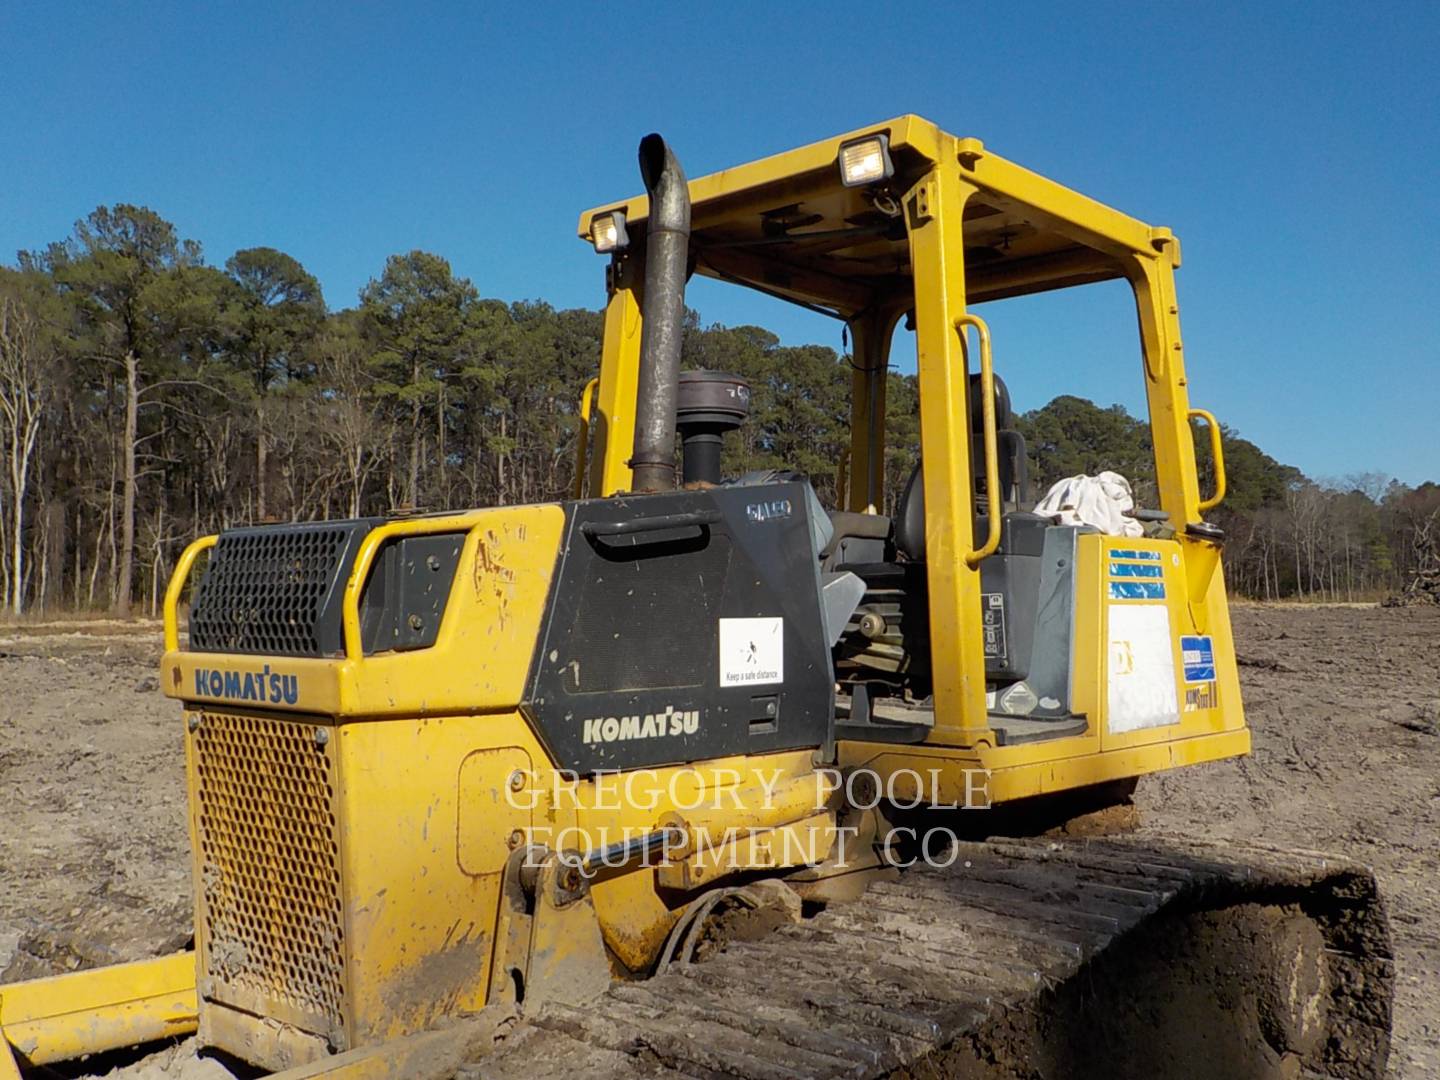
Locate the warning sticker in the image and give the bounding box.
[719,617,784,687]
[1180,635,1216,682]
[981,592,1008,662]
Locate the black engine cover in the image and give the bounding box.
[523,482,834,774]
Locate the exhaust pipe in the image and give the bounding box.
[630,134,691,492]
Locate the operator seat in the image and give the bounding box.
[893,370,1028,563]
[829,373,1029,568]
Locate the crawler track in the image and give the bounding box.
[474,837,1393,1080]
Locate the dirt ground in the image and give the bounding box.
[1135,605,1440,1079]
[1,606,1437,1078]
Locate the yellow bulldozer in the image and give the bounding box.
[0,117,1393,1079]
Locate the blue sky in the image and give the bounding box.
[2,1,1436,484]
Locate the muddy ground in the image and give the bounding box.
[0,606,1437,1078]
[1135,605,1440,1079]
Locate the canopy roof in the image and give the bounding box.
[578,115,1178,319]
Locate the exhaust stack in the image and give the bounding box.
[630,134,691,492]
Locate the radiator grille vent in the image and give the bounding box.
[189,524,368,657]
[194,710,345,1038]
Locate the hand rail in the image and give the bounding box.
[1188,407,1227,512]
[340,512,488,663]
[162,535,218,652]
[956,314,1001,567]
[573,376,599,500]
[581,509,721,537]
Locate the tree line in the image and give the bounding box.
[1018,395,1440,602]
[0,203,1434,616]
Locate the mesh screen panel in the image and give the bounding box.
[194,711,345,1037]
[189,526,354,656]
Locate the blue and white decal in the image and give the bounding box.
[1109,562,1164,578]
[1180,635,1216,682]
[1109,581,1166,600]
[194,666,300,705]
[1110,549,1161,561]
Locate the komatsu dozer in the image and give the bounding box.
[1,117,1394,1079]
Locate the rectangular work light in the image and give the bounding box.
[590,211,629,253]
[838,134,894,187]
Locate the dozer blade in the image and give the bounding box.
[473,837,1393,1080]
[262,1010,517,1080]
[0,951,197,1072]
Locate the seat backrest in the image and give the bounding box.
[970,372,1023,508]
[895,373,1028,562]
[895,462,927,561]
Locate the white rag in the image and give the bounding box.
[1034,471,1144,537]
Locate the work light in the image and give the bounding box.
[591,211,629,253]
[837,134,894,187]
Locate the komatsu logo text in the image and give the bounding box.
[583,706,700,746]
[194,666,300,705]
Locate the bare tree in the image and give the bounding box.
[0,290,54,615]
[314,330,391,518]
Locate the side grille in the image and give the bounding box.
[194,710,346,1040]
[189,521,375,657]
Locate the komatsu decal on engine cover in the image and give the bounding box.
[583,706,701,745]
[193,665,300,705]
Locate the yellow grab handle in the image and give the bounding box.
[163,535,218,652]
[956,314,1001,567]
[573,376,599,499]
[341,512,491,662]
[1189,407,1227,512]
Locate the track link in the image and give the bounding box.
[469,836,1393,1080]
